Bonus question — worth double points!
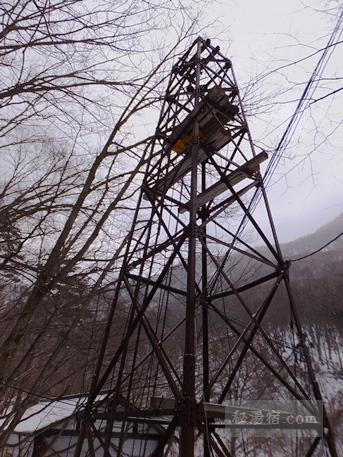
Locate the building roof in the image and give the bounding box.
[4,394,105,434]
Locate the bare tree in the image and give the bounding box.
[0,0,206,440]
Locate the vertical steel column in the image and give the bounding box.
[180,38,202,457]
[201,158,210,457]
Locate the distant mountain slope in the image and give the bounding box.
[282,212,343,257]
[163,213,343,330]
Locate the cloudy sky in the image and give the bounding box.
[204,0,343,242]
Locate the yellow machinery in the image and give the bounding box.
[170,86,239,154]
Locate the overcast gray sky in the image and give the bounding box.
[204,0,343,242]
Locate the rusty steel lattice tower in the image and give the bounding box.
[75,38,338,457]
